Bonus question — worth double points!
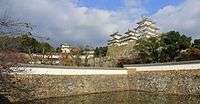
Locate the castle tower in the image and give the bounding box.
[106,17,160,63]
[135,17,159,38]
[107,32,122,46]
[124,29,138,40]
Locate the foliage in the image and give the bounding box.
[131,31,193,64]
[135,36,162,63]
[61,48,82,66]
[0,13,32,35]
[94,46,108,57]
[192,39,200,49]
[160,31,192,62]
[117,58,136,67]
[0,11,35,102]
[0,35,20,51]
[177,48,200,61]
[56,47,61,53]
[0,51,30,65]
[0,34,54,54]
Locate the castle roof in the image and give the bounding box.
[137,18,155,25]
[108,17,159,46]
[124,29,136,35]
[136,24,159,30]
[110,32,122,37]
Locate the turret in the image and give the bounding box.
[110,31,122,39]
[123,29,138,41]
[108,32,122,46]
[135,17,159,38]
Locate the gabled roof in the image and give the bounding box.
[61,43,71,46]
[137,17,155,25]
[124,29,136,34]
[110,31,122,37]
[136,24,159,30]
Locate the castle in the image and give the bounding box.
[107,17,160,59]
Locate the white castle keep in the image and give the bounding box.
[108,17,159,46]
[106,17,160,59]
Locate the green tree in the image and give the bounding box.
[18,34,40,53]
[0,36,20,51]
[40,42,54,54]
[94,46,108,57]
[56,47,61,53]
[134,36,162,63]
[94,47,99,57]
[192,39,200,49]
[0,11,33,102]
[161,31,192,62]
[0,34,54,54]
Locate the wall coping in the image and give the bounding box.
[124,60,200,67]
[19,64,125,70]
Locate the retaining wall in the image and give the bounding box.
[124,60,200,71]
[9,75,129,102]
[6,63,200,102]
[128,70,200,95]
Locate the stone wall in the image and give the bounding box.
[128,70,200,95]
[106,41,135,60]
[8,75,129,102]
[6,65,200,102]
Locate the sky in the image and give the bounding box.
[0,0,200,47]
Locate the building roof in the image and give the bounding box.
[136,24,159,30]
[107,17,160,46]
[61,43,71,46]
[124,29,136,34]
[110,32,122,37]
[137,17,156,25]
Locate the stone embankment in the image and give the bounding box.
[7,61,200,102]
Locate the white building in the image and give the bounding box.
[136,17,159,38]
[79,50,94,60]
[60,43,72,53]
[108,17,159,46]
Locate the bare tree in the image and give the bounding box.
[0,11,32,35]
[0,11,33,103]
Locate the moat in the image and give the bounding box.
[14,91,200,104]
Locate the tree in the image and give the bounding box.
[134,36,162,63]
[192,39,200,49]
[0,11,32,35]
[160,31,192,62]
[0,34,54,54]
[61,47,82,66]
[56,47,61,53]
[0,11,33,103]
[18,34,40,53]
[94,46,108,57]
[0,35,20,51]
[40,42,54,53]
[94,47,99,57]
[178,48,200,61]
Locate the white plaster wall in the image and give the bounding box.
[125,63,200,71]
[13,62,200,75]
[15,67,127,75]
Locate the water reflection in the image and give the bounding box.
[15,91,200,104]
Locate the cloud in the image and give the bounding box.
[0,0,144,47]
[122,0,147,19]
[152,0,200,39]
[2,0,199,47]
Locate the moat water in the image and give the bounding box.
[15,91,200,104]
